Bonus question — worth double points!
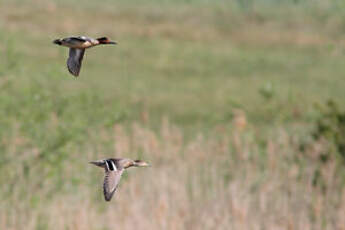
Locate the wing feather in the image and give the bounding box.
[103,169,123,201]
[67,48,85,77]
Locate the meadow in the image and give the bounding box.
[0,0,345,229]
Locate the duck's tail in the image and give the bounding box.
[53,39,62,45]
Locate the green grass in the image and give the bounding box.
[1,16,344,131]
[0,0,344,152]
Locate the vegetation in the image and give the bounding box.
[313,100,345,161]
[0,0,345,229]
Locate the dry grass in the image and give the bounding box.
[0,119,344,230]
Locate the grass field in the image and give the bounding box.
[1,0,345,229]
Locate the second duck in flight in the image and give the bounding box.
[53,36,117,77]
[90,158,150,201]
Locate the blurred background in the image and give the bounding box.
[1,0,345,229]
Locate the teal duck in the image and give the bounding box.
[90,158,149,201]
[53,36,117,77]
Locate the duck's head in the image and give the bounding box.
[120,159,150,169]
[97,37,117,45]
[133,160,150,167]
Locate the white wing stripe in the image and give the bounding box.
[111,161,117,171]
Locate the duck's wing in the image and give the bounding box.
[67,48,85,77]
[103,169,124,201]
[69,36,88,42]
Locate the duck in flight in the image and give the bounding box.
[90,158,150,201]
[53,36,117,77]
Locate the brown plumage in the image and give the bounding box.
[90,158,150,201]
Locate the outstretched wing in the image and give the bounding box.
[103,169,124,201]
[67,48,85,77]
